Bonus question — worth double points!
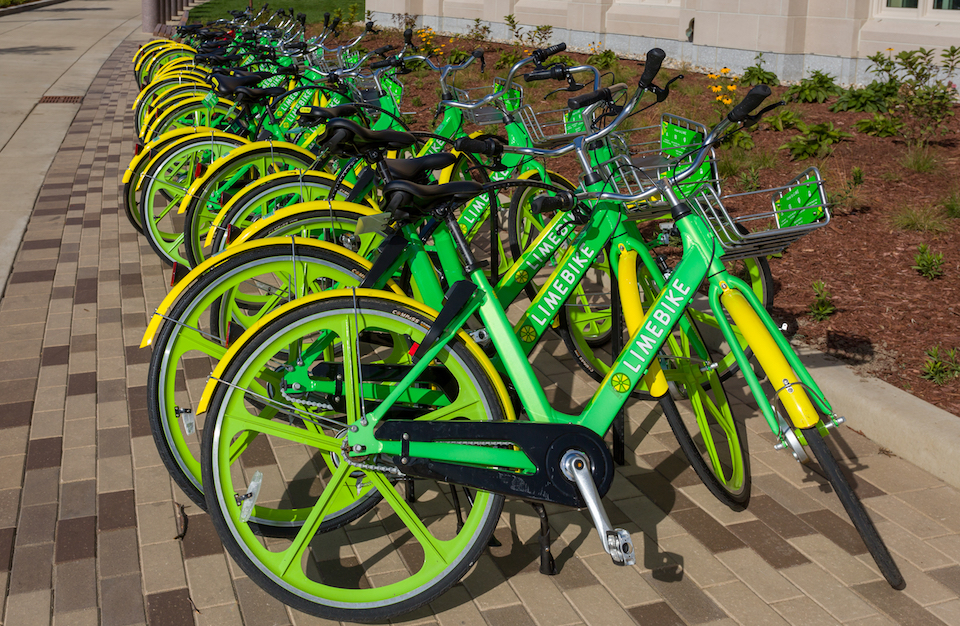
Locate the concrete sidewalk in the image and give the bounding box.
[0,0,145,293]
[0,5,959,625]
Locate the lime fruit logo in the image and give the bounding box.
[515,270,529,284]
[519,325,536,343]
[611,373,631,393]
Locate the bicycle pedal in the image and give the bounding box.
[605,528,636,566]
[560,450,635,566]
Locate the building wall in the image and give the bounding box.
[367,0,960,84]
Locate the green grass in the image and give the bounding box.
[188,0,362,27]
[891,205,948,233]
[0,0,39,8]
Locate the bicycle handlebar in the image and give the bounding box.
[567,82,627,110]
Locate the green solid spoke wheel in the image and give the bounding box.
[201,294,505,621]
[147,243,371,515]
[138,135,246,266]
[182,145,318,267]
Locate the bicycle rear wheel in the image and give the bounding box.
[201,293,507,621]
[802,429,905,590]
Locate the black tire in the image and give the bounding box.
[802,428,906,590]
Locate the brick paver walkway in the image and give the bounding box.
[2,37,960,626]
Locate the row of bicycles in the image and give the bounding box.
[128,7,905,621]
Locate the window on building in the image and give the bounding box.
[886,0,919,6]
[932,0,959,8]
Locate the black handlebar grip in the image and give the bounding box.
[323,12,330,27]
[727,84,772,123]
[330,16,341,30]
[524,64,566,82]
[472,48,484,59]
[530,191,575,214]
[453,137,503,157]
[370,58,392,69]
[365,21,376,32]
[372,44,395,56]
[404,28,413,45]
[568,87,610,110]
[638,48,665,89]
[532,42,566,64]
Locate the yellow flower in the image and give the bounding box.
[710,85,722,93]
[886,47,894,51]
[716,95,724,101]
[723,97,732,105]
[721,67,730,74]
[707,73,718,79]
[727,85,737,91]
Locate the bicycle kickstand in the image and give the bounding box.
[561,450,636,566]
[529,502,558,575]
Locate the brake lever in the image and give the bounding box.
[742,100,786,128]
[544,74,584,100]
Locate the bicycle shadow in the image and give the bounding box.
[0,45,77,55]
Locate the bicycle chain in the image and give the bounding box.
[279,381,334,412]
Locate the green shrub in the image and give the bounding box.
[943,190,960,219]
[766,108,803,132]
[740,53,779,86]
[912,244,945,279]
[920,346,960,385]
[780,122,852,160]
[786,70,842,103]
[855,113,903,137]
[587,49,619,71]
[809,281,837,321]
[829,81,894,113]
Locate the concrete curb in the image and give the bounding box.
[0,0,69,17]
[799,346,960,489]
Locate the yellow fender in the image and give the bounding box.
[618,247,669,398]
[176,140,319,213]
[123,125,215,185]
[134,41,193,73]
[141,237,400,349]
[203,170,356,247]
[131,129,249,195]
[720,286,819,429]
[228,200,383,248]
[194,287,515,423]
[143,94,236,143]
[142,46,196,82]
[133,73,209,111]
[154,58,206,81]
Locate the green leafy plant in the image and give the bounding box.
[829,81,896,113]
[920,345,960,385]
[717,150,745,179]
[409,95,423,108]
[780,122,852,160]
[496,48,522,70]
[766,108,803,132]
[854,113,903,138]
[912,244,945,279]
[867,46,960,146]
[809,281,837,321]
[448,48,470,64]
[723,129,754,151]
[738,166,761,191]
[892,204,948,232]
[741,52,779,86]
[504,15,553,48]
[785,70,842,103]
[942,189,960,219]
[466,18,490,41]
[900,145,937,173]
[587,44,619,70]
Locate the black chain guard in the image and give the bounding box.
[377,420,614,508]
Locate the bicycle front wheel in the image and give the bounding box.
[802,429,905,590]
[201,293,507,621]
